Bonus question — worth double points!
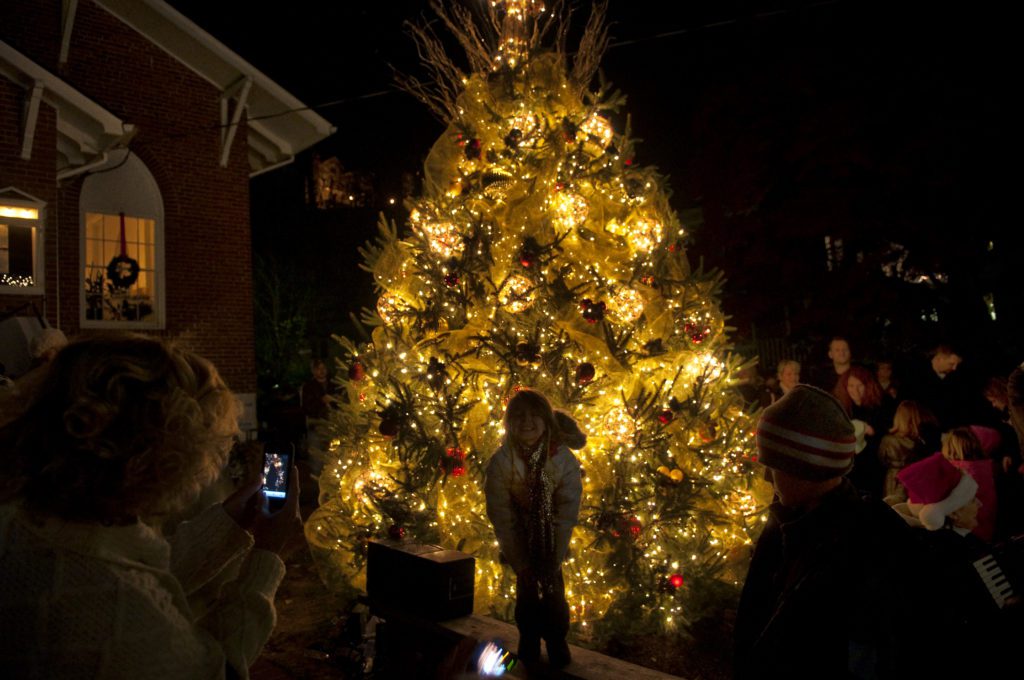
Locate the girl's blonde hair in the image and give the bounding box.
[0,332,240,522]
[941,427,984,462]
[889,400,938,439]
[503,389,586,451]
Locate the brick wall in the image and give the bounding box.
[1,0,256,393]
[0,75,58,325]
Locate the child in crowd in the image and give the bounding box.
[941,426,999,542]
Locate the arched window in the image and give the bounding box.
[80,150,164,328]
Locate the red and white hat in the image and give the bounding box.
[896,452,978,530]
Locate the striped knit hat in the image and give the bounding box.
[756,385,858,480]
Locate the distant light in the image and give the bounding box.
[388,198,396,205]
[0,205,38,219]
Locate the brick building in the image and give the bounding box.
[0,0,334,430]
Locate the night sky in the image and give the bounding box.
[165,1,1017,373]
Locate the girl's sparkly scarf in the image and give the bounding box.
[521,436,557,590]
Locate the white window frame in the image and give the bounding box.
[0,188,46,296]
[79,151,165,329]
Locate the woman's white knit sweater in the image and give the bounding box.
[0,502,284,679]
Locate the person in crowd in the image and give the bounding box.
[484,390,585,670]
[300,358,337,476]
[875,358,899,400]
[941,426,999,543]
[889,453,1020,672]
[902,342,973,429]
[769,359,801,403]
[734,385,936,679]
[834,365,894,498]
[0,332,302,678]
[1009,365,1024,468]
[809,336,853,392]
[978,375,1022,473]
[734,364,773,409]
[878,400,940,501]
[984,375,1010,418]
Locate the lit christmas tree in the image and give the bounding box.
[306,0,770,640]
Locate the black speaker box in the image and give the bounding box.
[366,540,475,620]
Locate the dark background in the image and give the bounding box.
[166,0,1017,387]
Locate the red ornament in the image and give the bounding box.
[452,465,466,477]
[628,516,642,538]
[348,361,366,381]
[388,524,406,540]
[446,446,465,460]
[444,272,460,287]
[575,362,596,385]
[684,321,711,344]
[580,298,606,323]
[669,573,684,589]
[657,409,674,425]
[379,418,400,438]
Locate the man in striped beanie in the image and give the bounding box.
[735,385,936,679]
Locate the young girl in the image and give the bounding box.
[942,426,999,542]
[484,390,585,668]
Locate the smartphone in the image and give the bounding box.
[261,450,291,513]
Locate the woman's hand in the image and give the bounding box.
[222,476,263,531]
[253,468,303,558]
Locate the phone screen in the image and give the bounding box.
[262,451,291,510]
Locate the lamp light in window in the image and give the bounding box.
[0,205,39,220]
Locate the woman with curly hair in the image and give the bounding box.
[0,332,301,678]
[484,389,585,669]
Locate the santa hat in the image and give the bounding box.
[756,385,857,480]
[896,452,978,530]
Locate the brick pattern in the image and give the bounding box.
[1,0,256,392]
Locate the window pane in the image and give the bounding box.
[86,213,103,236]
[125,217,139,243]
[0,223,36,277]
[103,214,119,241]
[82,211,158,324]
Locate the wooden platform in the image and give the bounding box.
[369,600,687,680]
